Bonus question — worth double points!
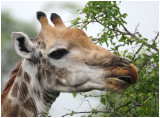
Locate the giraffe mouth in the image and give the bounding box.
[118,76,132,83]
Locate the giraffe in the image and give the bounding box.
[1,11,138,117]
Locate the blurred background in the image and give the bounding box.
[1,1,159,117]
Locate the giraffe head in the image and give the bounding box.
[11,11,138,93]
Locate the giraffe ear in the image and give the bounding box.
[11,32,34,59]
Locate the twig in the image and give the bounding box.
[137,36,158,73]
[121,103,142,117]
[78,98,93,109]
[109,101,132,116]
[80,20,98,30]
[151,32,159,47]
[132,32,159,63]
[134,23,140,35]
[138,55,151,73]
[129,110,137,117]
[131,43,144,62]
[94,16,103,26]
[61,110,109,117]
[121,24,159,52]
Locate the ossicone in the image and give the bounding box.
[50,13,66,27]
[37,11,46,20]
[36,11,49,26]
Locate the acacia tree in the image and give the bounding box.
[63,1,159,117]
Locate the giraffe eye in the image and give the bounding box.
[48,49,68,59]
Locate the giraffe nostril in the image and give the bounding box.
[118,76,131,83]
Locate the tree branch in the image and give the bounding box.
[121,103,142,117]
[121,24,159,52]
[61,110,109,117]
[138,55,151,73]
[131,43,144,62]
[109,101,132,116]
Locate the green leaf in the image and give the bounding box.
[71,111,75,116]
[92,109,98,114]
[73,92,77,98]
[44,111,49,115]
[100,97,106,105]
[84,94,88,98]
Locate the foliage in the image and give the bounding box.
[71,1,159,117]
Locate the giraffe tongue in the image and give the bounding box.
[118,76,131,83]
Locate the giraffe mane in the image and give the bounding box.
[1,61,22,106]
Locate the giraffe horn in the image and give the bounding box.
[50,13,66,27]
[37,11,49,27]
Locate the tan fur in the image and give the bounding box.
[11,82,19,97]
[37,14,113,57]
[51,17,65,27]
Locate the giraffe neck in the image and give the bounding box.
[2,59,60,117]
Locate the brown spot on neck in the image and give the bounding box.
[24,72,31,83]
[19,81,28,101]
[23,97,37,116]
[2,98,20,117]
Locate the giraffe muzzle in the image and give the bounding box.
[115,63,138,84]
